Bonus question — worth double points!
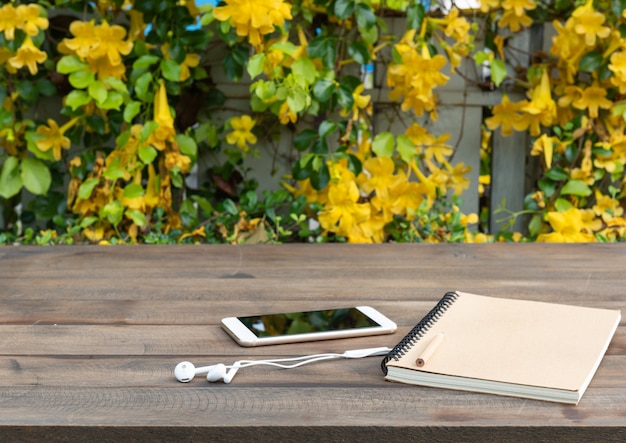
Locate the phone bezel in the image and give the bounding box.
[220,306,397,347]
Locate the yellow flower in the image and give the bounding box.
[446,162,471,195]
[226,115,257,151]
[537,208,599,242]
[498,9,532,32]
[88,54,127,80]
[8,36,46,75]
[443,8,470,43]
[91,22,133,66]
[318,180,370,238]
[572,84,612,118]
[213,0,292,49]
[36,119,72,161]
[485,94,526,136]
[387,40,449,118]
[351,212,387,243]
[530,134,555,168]
[179,53,199,81]
[0,4,19,40]
[424,137,453,164]
[501,0,536,17]
[359,156,400,201]
[16,4,48,36]
[609,51,626,93]
[162,43,200,81]
[479,0,501,13]
[278,101,297,125]
[520,70,557,135]
[150,82,177,151]
[165,151,191,173]
[572,0,611,47]
[593,191,623,223]
[339,84,371,121]
[62,21,99,59]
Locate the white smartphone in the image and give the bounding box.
[221,306,397,347]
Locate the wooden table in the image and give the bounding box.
[1,244,624,441]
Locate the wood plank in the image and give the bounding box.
[1,355,624,389]
[1,244,625,438]
[0,386,625,427]
[1,323,623,356]
[1,300,623,325]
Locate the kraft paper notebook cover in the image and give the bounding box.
[381,291,621,404]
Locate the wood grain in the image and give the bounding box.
[0,244,625,441]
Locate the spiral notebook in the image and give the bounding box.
[381,291,621,404]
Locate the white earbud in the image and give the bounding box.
[174,361,217,383]
[206,363,239,383]
[175,347,391,384]
[174,361,240,383]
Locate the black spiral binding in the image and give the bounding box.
[381,291,460,375]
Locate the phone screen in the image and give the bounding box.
[237,308,381,338]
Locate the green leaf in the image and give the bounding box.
[124,101,142,123]
[545,167,569,181]
[103,157,127,181]
[528,214,542,237]
[37,79,57,97]
[360,26,378,46]
[247,53,266,79]
[287,87,309,113]
[69,70,95,89]
[334,0,355,19]
[134,72,153,102]
[57,55,88,74]
[16,80,38,103]
[372,132,394,157]
[138,146,158,164]
[561,179,592,196]
[355,3,376,30]
[102,200,123,227]
[347,154,362,176]
[291,57,317,87]
[407,3,426,30]
[161,59,182,82]
[474,50,490,66]
[140,121,159,142]
[223,198,239,215]
[554,197,574,212]
[66,90,92,110]
[579,51,603,73]
[20,157,51,195]
[308,36,337,70]
[175,134,198,159]
[88,81,108,105]
[78,178,99,199]
[313,78,335,103]
[292,155,313,180]
[123,183,145,199]
[126,209,147,227]
[311,138,329,154]
[491,59,507,87]
[294,129,317,152]
[310,160,330,190]
[396,134,416,163]
[133,54,161,69]
[270,41,298,56]
[348,41,370,65]
[0,157,23,199]
[318,120,338,138]
[99,91,124,110]
[538,177,556,197]
[79,216,98,228]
